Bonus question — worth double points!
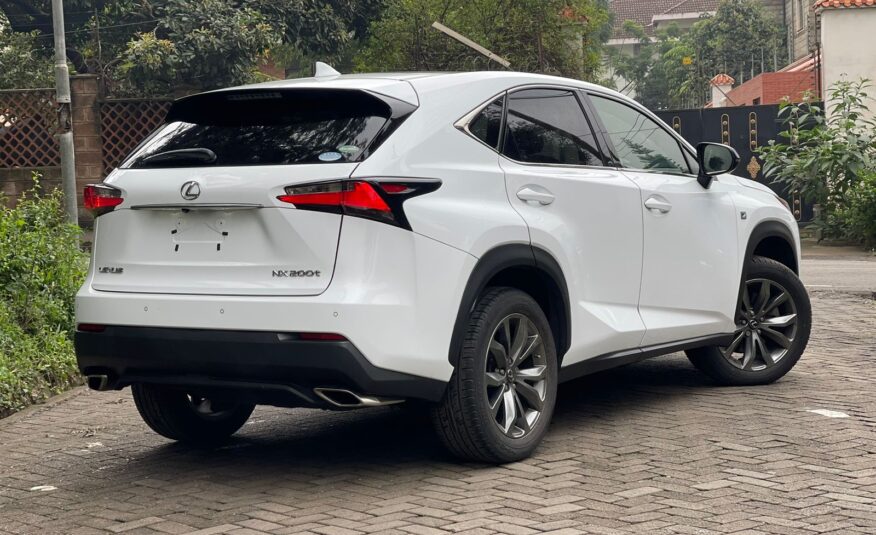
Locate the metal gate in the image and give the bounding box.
[655,104,811,223]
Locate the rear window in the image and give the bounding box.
[124,89,394,168]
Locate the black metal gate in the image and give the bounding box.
[655,104,812,223]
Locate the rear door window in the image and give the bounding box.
[125,89,396,168]
[502,88,603,166]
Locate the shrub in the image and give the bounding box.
[758,79,876,243]
[838,173,876,248]
[0,178,87,417]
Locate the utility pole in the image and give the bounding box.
[51,0,78,224]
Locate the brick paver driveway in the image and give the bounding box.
[2,258,875,535]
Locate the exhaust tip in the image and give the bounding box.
[86,375,110,391]
[313,387,404,408]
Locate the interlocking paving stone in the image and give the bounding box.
[0,290,874,534]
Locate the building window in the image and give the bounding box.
[796,0,806,31]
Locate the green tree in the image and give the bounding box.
[0,1,382,93]
[0,12,53,89]
[606,0,785,109]
[356,0,611,80]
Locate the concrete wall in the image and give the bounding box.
[786,0,814,63]
[820,7,876,118]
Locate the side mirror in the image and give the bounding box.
[696,142,739,189]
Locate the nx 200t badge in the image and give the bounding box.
[272,270,321,278]
[98,266,124,274]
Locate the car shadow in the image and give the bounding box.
[98,354,719,477]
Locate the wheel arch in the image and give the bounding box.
[448,244,571,368]
[745,220,799,275]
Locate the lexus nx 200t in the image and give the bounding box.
[76,68,810,462]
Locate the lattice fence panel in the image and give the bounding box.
[0,89,60,168]
[100,100,171,173]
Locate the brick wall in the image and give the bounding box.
[1,76,170,222]
[0,167,62,207]
[70,75,103,221]
[724,71,817,106]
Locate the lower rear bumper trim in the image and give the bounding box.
[75,325,447,405]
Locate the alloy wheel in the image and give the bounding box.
[721,278,798,371]
[484,314,548,438]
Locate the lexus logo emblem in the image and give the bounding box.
[180,181,201,201]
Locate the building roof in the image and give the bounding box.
[815,0,876,8]
[609,0,720,40]
[663,0,723,15]
[710,73,736,86]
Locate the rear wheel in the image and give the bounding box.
[132,384,254,444]
[432,287,558,463]
[686,256,811,385]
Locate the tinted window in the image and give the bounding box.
[469,97,504,149]
[503,89,602,166]
[126,89,393,167]
[589,95,690,175]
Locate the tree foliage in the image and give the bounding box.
[356,0,611,80]
[606,0,786,109]
[758,79,876,245]
[0,12,54,89]
[0,0,382,93]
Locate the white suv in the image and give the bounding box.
[75,70,810,463]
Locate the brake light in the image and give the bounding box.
[84,184,123,216]
[277,179,440,229]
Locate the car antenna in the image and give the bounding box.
[314,61,341,78]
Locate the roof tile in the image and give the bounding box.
[815,0,876,8]
[609,0,720,40]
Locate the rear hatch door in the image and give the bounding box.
[91,87,413,296]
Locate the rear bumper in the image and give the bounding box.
[76,217,475,383]
[75,326,447,405]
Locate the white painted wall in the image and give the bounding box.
[820,7,876,118]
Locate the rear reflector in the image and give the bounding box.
[277,179,441,229]
[84,184,123,216]
[298,332,347,341]
[77,323,106,333]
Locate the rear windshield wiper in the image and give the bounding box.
[140,148,217,166]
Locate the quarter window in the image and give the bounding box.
[469,97,504,149]
[589,95,690,175]
[502,89,602,166]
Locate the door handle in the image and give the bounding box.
[517,187,555,205]
[644,195,672,214]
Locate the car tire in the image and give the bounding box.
[432,287,558,463]
[132,384,255,444]
[686,255,811,386]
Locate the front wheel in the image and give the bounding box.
[132,384,255,444]
[687,255,811,385]
[432,287,558,463]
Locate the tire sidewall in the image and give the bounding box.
[463,289,558,460]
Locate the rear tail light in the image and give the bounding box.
[84,184,123,216]
[277,179,440,229]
